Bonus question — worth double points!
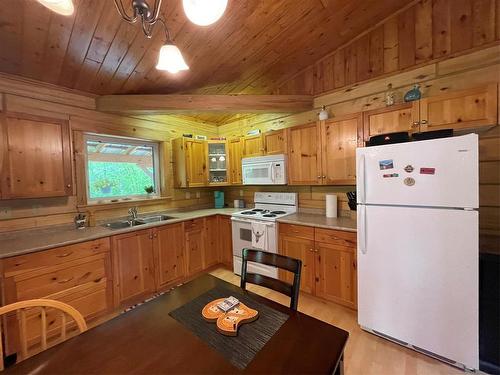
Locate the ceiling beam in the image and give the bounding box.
[95,94,314,114]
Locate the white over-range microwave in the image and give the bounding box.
[242,154,287,185]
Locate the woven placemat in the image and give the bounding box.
[169,286,289,370]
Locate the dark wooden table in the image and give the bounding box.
[5,274,349,374]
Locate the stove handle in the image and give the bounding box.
[270,163,275,183]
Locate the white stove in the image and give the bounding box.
[231,192,297,277]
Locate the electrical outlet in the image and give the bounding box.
[196,191,201,198]
[239,190,244,197]
[185,191,191,199]
[0,206,11,219]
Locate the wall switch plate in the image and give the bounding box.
[196,191,201,198]
[239,190,244,197]
[185,191,191,199]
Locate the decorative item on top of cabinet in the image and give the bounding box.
[321,113,362,185]
[242,133,264,158]
[111,229,156,308]
[287,122,322,185]
[184,219,205,276]
[172,137,207,188]
[218,215,233,268]
[206,140,229,186]
[362,102,419,142]
[0,112,72,199]
[418,84,497,132]
[264,129,287,155]
[152,223,185,290]
[228,138,242,184]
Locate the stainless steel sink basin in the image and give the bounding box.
[103,220,146,229]
[136,215,176,223]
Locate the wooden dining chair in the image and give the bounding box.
[240,249,302,310]
[0,299,87,371]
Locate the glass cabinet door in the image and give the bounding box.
[207,141,228,184]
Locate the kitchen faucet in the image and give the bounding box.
[128,207,138,222]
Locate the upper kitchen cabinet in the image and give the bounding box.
[172,138,207,188]
[362,103,418,142]
[321,114,362,185]
[287,122,322,185]
[228,138,242,184]
[418,84,497,132]
[242,134,264,158]
[0,113,72,199]
[207,140,229,186]
[264,129,287,155]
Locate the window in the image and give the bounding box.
[85,134,160,202]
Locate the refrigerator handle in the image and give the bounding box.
[357,154,366,204]
[358,205,367,254]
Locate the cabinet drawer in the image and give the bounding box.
[2,238,110,277]
[184,218,204,232]
[314,228,356,248]
[9,255,108,302]
[279,223,314,240]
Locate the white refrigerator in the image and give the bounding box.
[356,134,479,370]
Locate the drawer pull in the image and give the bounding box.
[56,252,73,258]
[57,277,74,284]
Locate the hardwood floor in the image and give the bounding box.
[210,267,462,375]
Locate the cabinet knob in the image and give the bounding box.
[322,176,326,179]
[421,119,428,125]
[317,175,321,179]
[67,184,71,188]
[412,121,420,128]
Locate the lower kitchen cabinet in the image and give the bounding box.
[218,215,233,268]
[153,223,185,290]
[111,229,156,308]
[184,219,205,276]
[278,223,357,309]
[203,216,220,268]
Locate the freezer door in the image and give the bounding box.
[357,205,478,369]
[356,134,478,208]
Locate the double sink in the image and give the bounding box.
[104,214,176,230]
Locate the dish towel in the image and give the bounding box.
[251,222,269,250]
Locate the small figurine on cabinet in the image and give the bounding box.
[404,84,422,102]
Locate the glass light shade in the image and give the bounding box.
[36,0,74,16]
[156,44,189,74]
[183,0,228,26]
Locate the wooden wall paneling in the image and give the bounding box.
[383,17,400,73]
[398,6,416,69]
[58,0,105,88]
[0,3,23,74]
[73,131,87,206]
[451,0,474,53]
[369,27,384,79]
[344,44,358,86]
[356,35,371,83]
[21,5,52,79]
[433,0,452,57]
[472,0,496,46]
[333,50,346,89]
[497,0,500,40]
[414,0,433,64]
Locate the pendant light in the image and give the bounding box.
[156,43,189,74]
[36,0,74,16]
[183,0,228,26]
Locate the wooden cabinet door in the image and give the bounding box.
[287,122,322,185]
[153,223,185,289]
[315,242,357,309]
[362,103,419,141]
[185,139,207,187]
[264,129,287,155]
[218,215,233,268]
[279,234,316,294]
[419,84,497,131]
[1,113,72,199]
[203,216,220,268]
[321,114,361,185]
[242,134,264,157]
[111,230,156,307]
[184,221,205,276]
[228,138,242,184]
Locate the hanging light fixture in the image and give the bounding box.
[183,0,228,26]
[113,0,189,73]
[36,0,74,16]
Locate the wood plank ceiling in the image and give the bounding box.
[0,0,412,124]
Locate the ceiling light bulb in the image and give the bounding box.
[183,0,228,26]
[36,0,74,16]
[156,43,190,74]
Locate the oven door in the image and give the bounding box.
[231,218,254,258]
[242,162,273,185]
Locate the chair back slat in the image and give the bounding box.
[240,249,302,310]
[0,299,87,371]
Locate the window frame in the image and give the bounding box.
[84,133,161,204]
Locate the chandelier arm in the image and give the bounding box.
[149,0,163,23]
[156,18,172,43]
[113,0,138,23]
[141,18,155,38]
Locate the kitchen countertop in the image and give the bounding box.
[0,208,239,259]
[277,213,357,232]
